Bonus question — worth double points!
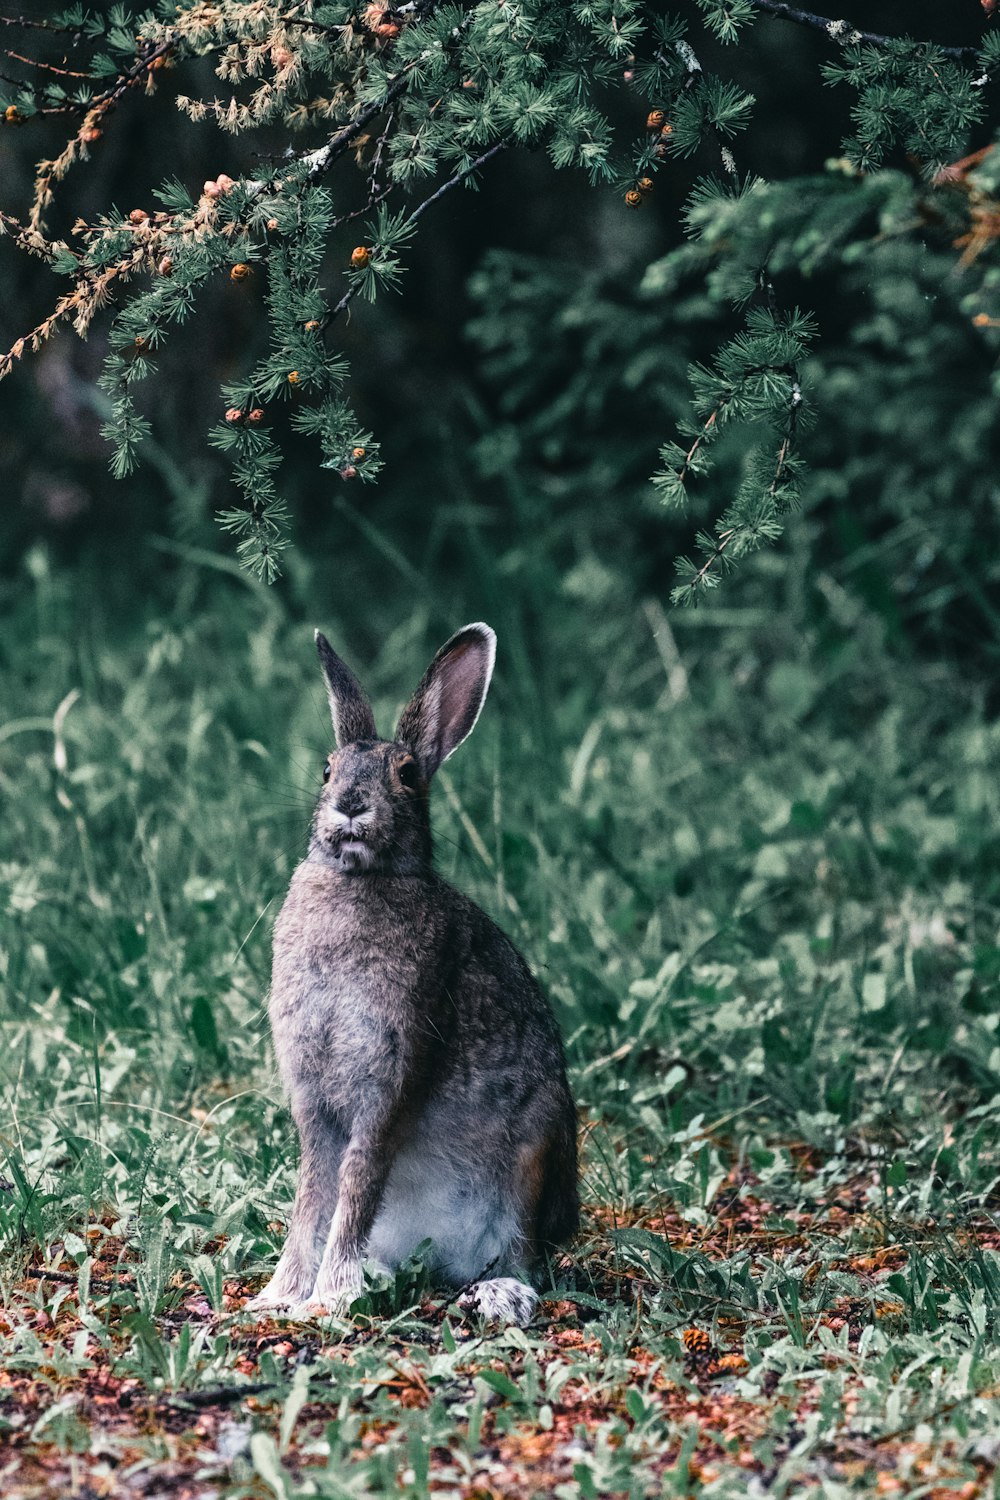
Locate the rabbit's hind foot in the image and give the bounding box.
[458,1276,538,1326]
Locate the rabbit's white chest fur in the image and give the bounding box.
[367,1119,521,1285]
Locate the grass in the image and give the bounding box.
[4,525,1000,1498]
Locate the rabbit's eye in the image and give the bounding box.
[397,758,419,791]
[322,762,332,783]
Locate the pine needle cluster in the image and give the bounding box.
[0,2,997,590]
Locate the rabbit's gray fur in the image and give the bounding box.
[250,623,578,1325]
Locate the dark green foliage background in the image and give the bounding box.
[0,0,995,641]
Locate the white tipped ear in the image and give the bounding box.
[315,629,378,747]
[395,623,496,777]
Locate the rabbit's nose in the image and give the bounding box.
[336,797,369,819]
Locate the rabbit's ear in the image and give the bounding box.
[396,623,496,776]
[315,630,378,747]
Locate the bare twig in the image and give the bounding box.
[366,103,398,206]
[324,139,507,326]
[29,1265,135,1290]
[747,1,980,61]
[406,138,506,225]
[161,1381,278,1410]
[2,46,95,78]
[0,12,77,31]
[335,182,394,226]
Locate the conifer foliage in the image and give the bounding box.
[1,2,998,588]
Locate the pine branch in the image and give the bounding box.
[13,36,176,122]
[0,254,140,379]
[678,525,737,598]
[0,0,983,592]
[260,71,415,190]
[676,398,733,487]
[670,359,796,490]
[0,209,73,264]
[245,0,481,196]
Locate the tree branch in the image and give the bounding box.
[2,46,95,78]
[0,208,70,262]
[0,12,76,31]
[247,71,415,197]
[406,138,507,225]
[324,140,507,326]
[747,1,980,61]
[251,0,482,194]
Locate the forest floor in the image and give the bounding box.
[4,1166,1000,1499]
[4,557,1000,1497]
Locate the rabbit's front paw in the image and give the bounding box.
[307,1259,364,1316]
[247,1267,317,1314]
[459,1277,538,1326]
[247,1289,291,1313]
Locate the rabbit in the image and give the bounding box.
[249,622,578,1325]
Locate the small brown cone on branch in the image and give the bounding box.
[362,4,400,36]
